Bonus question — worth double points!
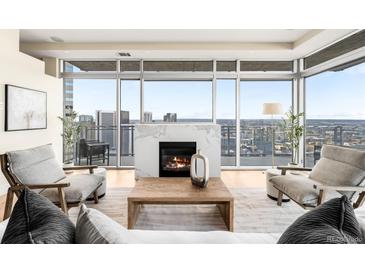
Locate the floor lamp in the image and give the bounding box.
[262,103,283,168]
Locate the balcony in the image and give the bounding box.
[69,124,293,167]
[66,122,364,168]
[73,125,135,166]
[221,125,292,166]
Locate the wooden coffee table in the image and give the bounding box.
[127,177,234,231]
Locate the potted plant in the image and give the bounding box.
[58,111,81,167]
[281,107,304,166]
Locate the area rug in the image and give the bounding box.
[69,187,365,233]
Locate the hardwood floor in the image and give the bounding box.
[107,169,136,188]
[0,170,266,221]
[105,169,265,188]
[0,194,6,221]
[222,170,265,188]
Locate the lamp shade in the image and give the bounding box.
[262,102,283,115]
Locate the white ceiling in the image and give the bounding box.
[19,29,357,60]
[20,29,310,43]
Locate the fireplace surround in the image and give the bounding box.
[134,124,221,178]
[159,142,196,177]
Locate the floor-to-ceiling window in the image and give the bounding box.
[305,62,365,167]
[216,79,236,166]
[240,81,292,166]
[120,80,140,166]
[66,79,117,166]
[63,60,296,168]
[144,81,212,122]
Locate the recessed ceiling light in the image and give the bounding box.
[117,52,131,57]
[50,36,64,43]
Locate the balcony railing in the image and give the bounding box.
[69,123,364,167]
[71,124,293,166]
[305,124,365,166]
[81,125,135,157]
[220,125,292,156]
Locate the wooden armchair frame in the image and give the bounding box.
[274,166,365,209]
[0,154,100,220]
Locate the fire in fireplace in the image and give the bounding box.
[159,142,196,177]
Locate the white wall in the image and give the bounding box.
[0,30,63,195]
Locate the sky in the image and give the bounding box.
[306,62,365,119]
[72,62,365,121]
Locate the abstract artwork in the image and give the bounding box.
[5,85,47,131]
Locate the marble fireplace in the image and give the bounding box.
[134,124,221,179]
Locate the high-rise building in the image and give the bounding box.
[95,110,131,156]
[334,126,343,145]
[64,63,74,116]
[163,113,177,122]
[78,115,95,140]
[144,112,153,123]
[120,111,129,124]
[120,110,130,156]
[96,111,116,149]
[79,115,93,123]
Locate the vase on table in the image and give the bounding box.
[190,150,209,188]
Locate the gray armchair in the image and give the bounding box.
[270,145,365,209]
[1,144,102,219]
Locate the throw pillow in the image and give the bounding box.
[76,204,128,244]
[278,196,362,244]
[1,188,75,244]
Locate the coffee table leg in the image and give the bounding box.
[128,200,141,229]
[228,200,234,232]
[217,201,234,232]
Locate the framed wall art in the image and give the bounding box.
[5,84,47,131]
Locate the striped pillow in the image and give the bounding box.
[1,189,75,244]
[278,196,362,244]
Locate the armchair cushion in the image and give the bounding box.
[40,174,102,203]
[7,144,66,186]
[321,144,365,170]
[278,196,362,244]
[270,174,321,206]
[309,145,365,198]
[310,158,365,198]
[1,189,75,244]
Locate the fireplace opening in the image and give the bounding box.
[159,142,196,177]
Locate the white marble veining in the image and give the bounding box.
[134,123,221,178]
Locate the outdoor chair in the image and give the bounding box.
[77,139,109,165]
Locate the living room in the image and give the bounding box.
[1,0,365,273]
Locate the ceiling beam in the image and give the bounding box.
[20,41,292,52]
[293,29,324,48]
